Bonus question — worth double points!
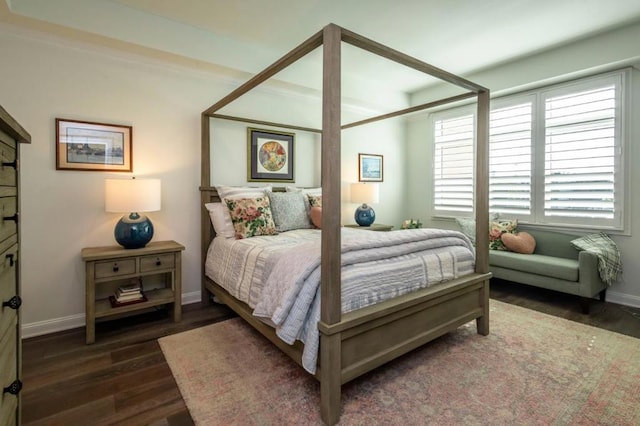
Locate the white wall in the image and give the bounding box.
[0,23,406,337]
[406,21,640,307]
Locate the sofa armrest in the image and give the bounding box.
[578,251,607,298]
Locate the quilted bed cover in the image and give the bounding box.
[206,227,475,373]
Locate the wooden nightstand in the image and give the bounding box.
[81,240,185,344]
[344,224,394,232]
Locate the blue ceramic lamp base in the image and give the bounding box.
[354,204,376,226]
[115,212,154,249]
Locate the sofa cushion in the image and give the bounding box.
[489,251,579,281]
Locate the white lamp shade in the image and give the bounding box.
[105,178,161,213]
[350,183,379,205]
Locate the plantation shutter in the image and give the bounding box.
[433,114,474,213]
[544,84,618,223]
[489,102,533,216]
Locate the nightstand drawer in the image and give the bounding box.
[95,259,136,279]
[140,253,175,272]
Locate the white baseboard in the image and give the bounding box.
[181,290,202,305]
[605,290,640,308]
[21,291,204,339]
[22,313,86,339]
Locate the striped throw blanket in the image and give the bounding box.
[252,227,475,374]
[571,232,622,286]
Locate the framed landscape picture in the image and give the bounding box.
[56,118,132,171]
[358,153,383,182]
[247,127,295,182]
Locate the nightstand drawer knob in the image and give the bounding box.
[6,253,14,267]
[3,295,21,310]
[113,264,119,273]
[3,380,22,396]
[155,259,162,266]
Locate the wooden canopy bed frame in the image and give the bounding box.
[200,24,491,425]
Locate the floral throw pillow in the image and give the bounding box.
[308,195,322,207]
[225,197,277,239]
[489,219,518,250]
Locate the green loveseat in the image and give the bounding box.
[488,228,607,314]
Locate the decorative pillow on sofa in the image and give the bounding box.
[225,197,277,239]
[455,213,499,245]
[489,219,518,250]
[310,206,322,228]
[501,231,536,254]
[204,202,235,239]
[267,191,312,232]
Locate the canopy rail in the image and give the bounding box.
[340,27,487,93]
[341,91,477,130]
[210,114,322,133]
[203,29,324,116]
[208,91,477,132]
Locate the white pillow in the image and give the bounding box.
[216,184,273,200]
[213,185,273,238]
[204,203,235,239]
[285,185,321,196]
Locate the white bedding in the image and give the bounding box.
[205,227,475,373]
[205,229,321,308]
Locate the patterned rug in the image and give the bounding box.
[159,300,640,425]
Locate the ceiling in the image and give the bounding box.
[6,0,640,108]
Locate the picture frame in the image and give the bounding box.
[247,127,295,182]
[56,118,132,172]
[358,153,383,182]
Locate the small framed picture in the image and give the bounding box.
[358,153,383,182]
[56,119,132,172]
[247,127,295,182]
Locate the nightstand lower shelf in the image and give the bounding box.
[95,288,175,318]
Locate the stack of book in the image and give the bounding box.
[109,281,146,307]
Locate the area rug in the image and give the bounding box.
[159,300,640,425]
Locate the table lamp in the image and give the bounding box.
[105,178,161,249]
[351,182,379,226]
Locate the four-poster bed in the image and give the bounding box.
[200,24,491,425]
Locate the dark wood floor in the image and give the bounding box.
[22,281,640,425]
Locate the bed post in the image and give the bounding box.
[319,23,343,426]
[201,113,212,304]
[475,89,491,336]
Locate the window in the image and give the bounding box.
[543,83,619,225]
[431,70,627,231]
[433,113,474,213]
[489,101,533,216]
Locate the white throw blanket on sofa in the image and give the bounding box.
[252,227,475,374]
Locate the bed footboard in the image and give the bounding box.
[318,272,490,423]
[318,272,490,383]
[204,272,491,423]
